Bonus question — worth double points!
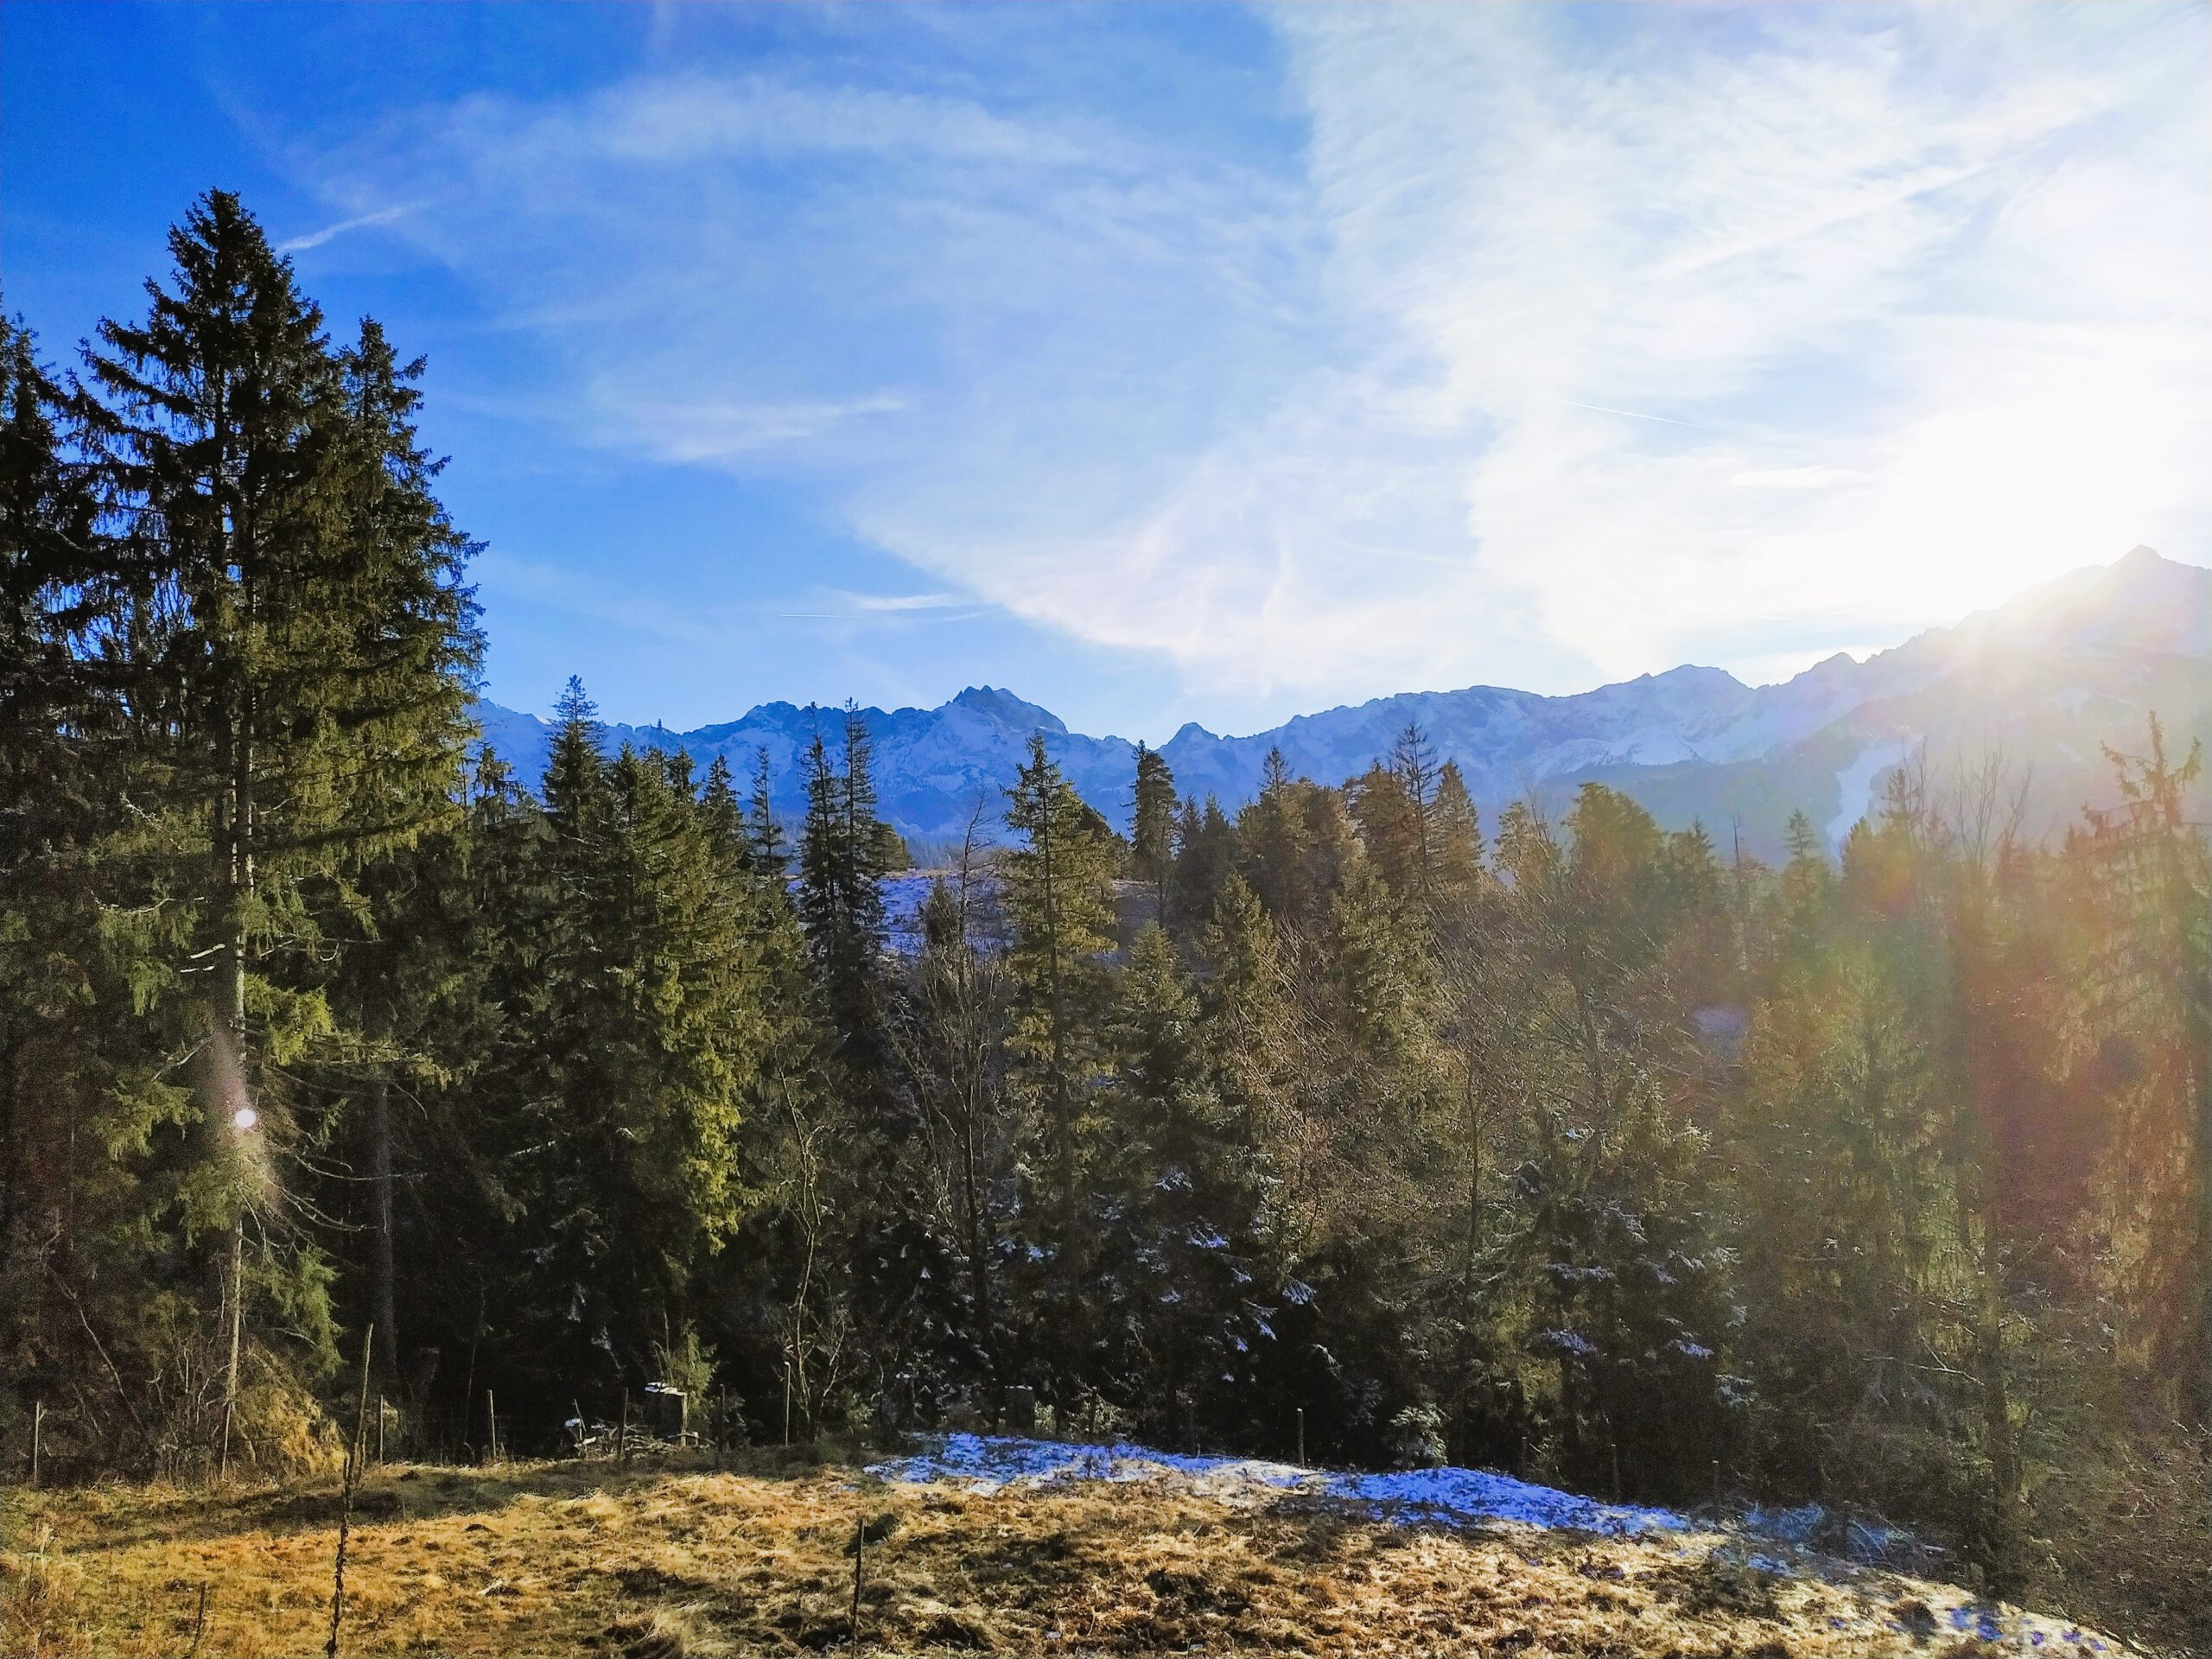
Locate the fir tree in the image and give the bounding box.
[1239,747,1317,922]
[1002,734,1120,1390]
[1130,741,1178,921]
[1098,922,1272,1437]
[1349,762,1421,899]
[2075,720,2211,1409]
[798,708,893,1084]
[1428,760,1484,906]
[71,191,479,1454]
[0,317,209,1465]
[748,746,788,876]
[1169,795,1236,933]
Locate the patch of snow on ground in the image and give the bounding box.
[1737,1500,1928,1571]
[1327,1462,1682,1534]
[865,1434,2129,1655]
[1826,738,1914,851]
[866,1434,1685,1536]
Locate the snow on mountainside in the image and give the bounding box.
[473,549,2210,861]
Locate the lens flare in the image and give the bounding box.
[232,1106,258,1132]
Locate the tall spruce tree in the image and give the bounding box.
[1369,721,1442,899]
[1002,733,1120,1393]
[1130,742,1177,920]
[310,315,483,1392]
[0,316,200,1467]
[1239,747,1318,923]
[748,746,788,876]
[71,192,479,1459]
[1100,922,1274,1440]
[512,688,773,1396]
[2073,721,2212,1410]
[1428,760,1484,907]
[0,315,102,785]
[1169,795,1236,933]
[798,706,893,1084]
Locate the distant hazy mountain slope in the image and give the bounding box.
[473,548,2210,861]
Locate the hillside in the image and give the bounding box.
[474,549,2212,860]
[1,1440,2140,1658]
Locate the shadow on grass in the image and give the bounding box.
[1250,1489,1535,1563]
[22,1442,845,1554]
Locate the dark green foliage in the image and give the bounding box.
[798,704,893,1084]
[4,191,480,1471]
[1168,794,1236,933]
[1090,923,1272,1440]
[1514,1092,1737,1498]
[1130,742,1177,918]
[1000,734,1122,1393]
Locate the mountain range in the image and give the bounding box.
[474,547,2211,862]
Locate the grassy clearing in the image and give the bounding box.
[1,1446,2135,1657]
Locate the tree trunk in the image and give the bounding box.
[1959,1147,2021,1595]
[962,1092,997,1399]
[372,1081,399,1386]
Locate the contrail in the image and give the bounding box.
[1559,398,1710,430]
[277,203,414,254]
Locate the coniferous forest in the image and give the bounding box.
[5,195,2210,1647]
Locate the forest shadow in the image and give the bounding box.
[1251,1491,1528,1564]
[45,1446,832,1553]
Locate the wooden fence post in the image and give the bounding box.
[30,1398,42,1489]
[486,1390,499,1465]
[850,1516,866,1647]
[620,1387,630,1465]
[326,1323,373,1659]
[1296,1408,1305,1466]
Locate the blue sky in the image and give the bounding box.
[6,3,2208,741]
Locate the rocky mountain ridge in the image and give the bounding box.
[474,548,2210,861]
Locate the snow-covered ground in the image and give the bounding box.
[868,1433,1684,1535]
[866,1434,2130,1654]
[1826,736,1914,850]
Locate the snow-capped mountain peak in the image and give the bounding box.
[472,549,2208,860]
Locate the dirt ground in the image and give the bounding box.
[0,1446,2138,1657]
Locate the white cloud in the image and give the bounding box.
[1732,467,1868,492]
[301,6,2212,709]
[1235,3,2212,690]
[861,3,2212,698]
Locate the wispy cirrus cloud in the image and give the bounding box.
[595,391,910,465]
[290,3,2212,720]
[835,590,964,614]
[483,548,977,641]
[1236,3,2212,690]
[276,200,416,253]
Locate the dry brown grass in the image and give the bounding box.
[0,1447,2138,1657]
